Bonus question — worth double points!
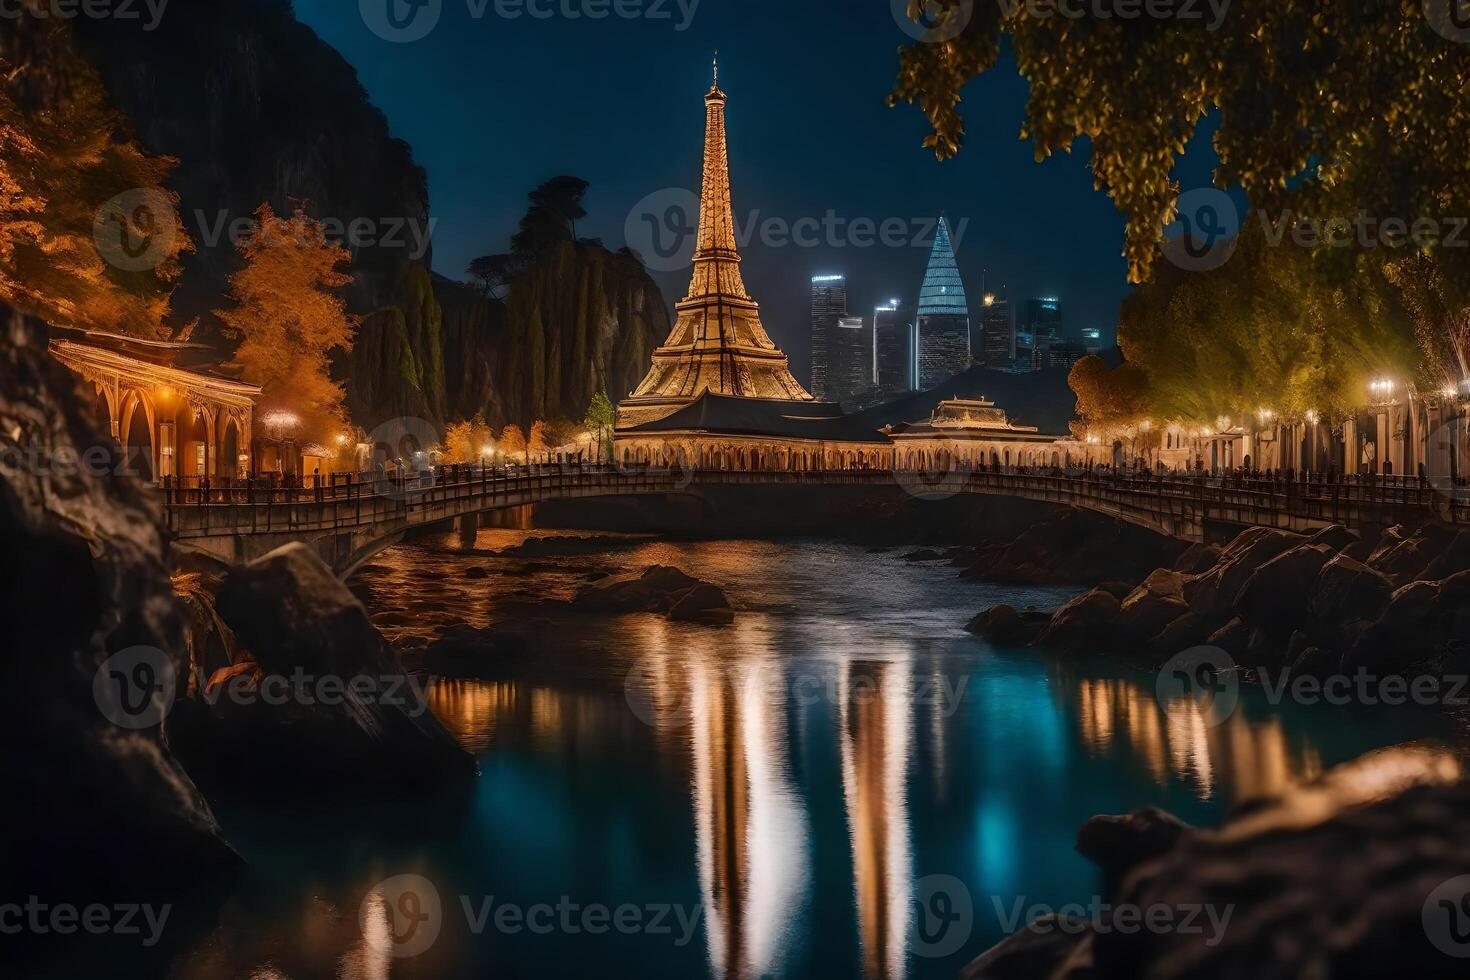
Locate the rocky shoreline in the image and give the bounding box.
[967,521,1470,690]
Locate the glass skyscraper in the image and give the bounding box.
[809,275,847,401]
[916,217,971,390]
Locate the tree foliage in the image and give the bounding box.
[0,17,188,336]
[218,203,358,439]
[443,413,494,464]
[890,2,1470,285]
[499,423,527,462]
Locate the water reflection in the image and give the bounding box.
[838,660,913,980]
[689,658,809,980]
[1067,673,1324,801]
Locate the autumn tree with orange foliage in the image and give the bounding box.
[443,414,494,464]
[0,17,189,336]
[499,424,528,464]
[218,203,358,440]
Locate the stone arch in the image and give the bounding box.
[119,388,157,482]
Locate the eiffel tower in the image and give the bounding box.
[618,60,813,428]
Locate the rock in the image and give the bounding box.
[464,566,489,580]
[666,584,736,625]
[1206,617,1251,659]
[2,302,240,910]
[1367,527,1441,584]
[1346,578,1447,675]
[1184,527,1302,618]
[966,604,1050,646]
[1172,542,1222,575]
[1146,612,1215,664]
[1076,807,1194,885]
[1095,580,1136,600]
[967,508,1188,585]
[1308,554,1392,626]
[572,565,702,613]
[179,543,476,796]
[962,914,1093,980]
[1086,747,1470,979]
[901,548,946,562]
[1036,589,1123,655]
[491,534,642,558]
[1233,543,1334,637]
[1422,528,1470,581]
[421,624,529,679]
[1290,643,1338,680]
[1307,523,1359,553]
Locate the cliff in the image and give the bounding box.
[74,1,668,435]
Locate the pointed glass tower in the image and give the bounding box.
[618,62,813,427]
[916,216,971,389]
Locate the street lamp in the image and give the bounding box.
[1369,377,1396,405]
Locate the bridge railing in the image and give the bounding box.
[161,463,1470,539]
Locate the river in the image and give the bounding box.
[148,530,1456,979]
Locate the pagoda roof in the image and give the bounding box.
[621,391,889,444]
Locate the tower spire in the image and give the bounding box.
[713,51,718,88]
[617,66,814,425]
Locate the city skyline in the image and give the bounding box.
[287,1,1222,380]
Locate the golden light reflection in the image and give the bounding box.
[688,659,809,980]
[1072,676,1327,802]
[839,659,913,980]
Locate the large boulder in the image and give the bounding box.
[966,604,1051,646]
[1184,528,1302,618]
[1233,543,1334,638]
[174,543,476,796]
[962,914,1094,980]
[1368,524,1456,584]
[1306,523,1360,553]
[1422,529,1470,582]
[1087,748,1470,979]
[1308,554,1392,626]
[1117,569,1191,648]
[1076,807,1194,887]
[1,304,238,908]
[572,565,702,613]
[667,584,736,625]
[1036,589,1123,655]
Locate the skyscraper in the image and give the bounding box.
[1025,297,1063,341]
[873,301,914,396]
[810,274,847,401]
[831,315,873,406]
[916,216,971,390]
[979,293,1014,368]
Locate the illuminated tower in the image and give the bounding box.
[619,61,812,427]
[916,216,971,390]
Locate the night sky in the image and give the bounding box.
[295,0,1218,381]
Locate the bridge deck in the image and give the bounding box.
[160,465,1470,572]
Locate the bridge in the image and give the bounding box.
[161,464,1470,575]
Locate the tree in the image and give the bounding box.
[443,413,494,464]
[511,176,589,258]
[0,19,189,336]
[890,3,1470,285]
[218,203,358,440]
[583,390,615,461]
[466,252,521,300]
[499,423,527,464]
[527,419,549,461]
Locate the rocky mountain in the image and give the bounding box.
[74,0,666,434]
